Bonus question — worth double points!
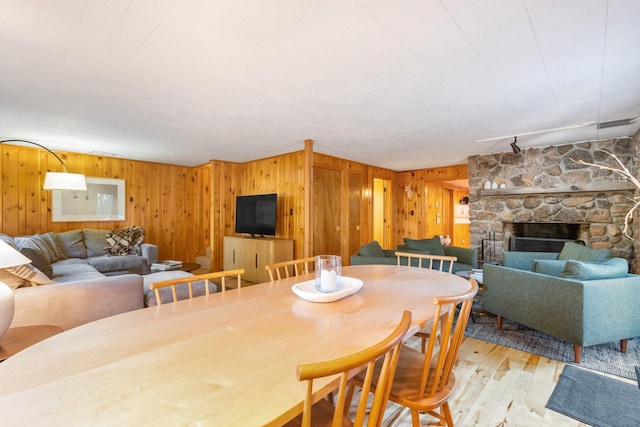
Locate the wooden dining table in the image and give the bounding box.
[0,264,471,426]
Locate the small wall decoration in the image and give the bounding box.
[52,177,125,222]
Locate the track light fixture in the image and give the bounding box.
[510,137,521,154]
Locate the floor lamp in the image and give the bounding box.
[0,139,86,191]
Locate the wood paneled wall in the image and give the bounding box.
[396,164,468,244]
[1,144,210,263]
[207,151,307,272]
[2,142,469,272]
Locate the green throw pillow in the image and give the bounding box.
[561,258,629,280]
[557,242,613,262]
[532,259,567,277]
[359,241,385,258]
[20,247,54,279]
[403,237,445,256]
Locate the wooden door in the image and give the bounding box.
[348,172,362,261]
[313,167,341,256]
[442,187,454,239]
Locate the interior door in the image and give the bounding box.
[348,172,362,260]
[313,167,342,256]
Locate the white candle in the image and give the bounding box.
[320,269,337,292]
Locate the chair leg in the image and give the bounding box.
[573,344,581,363]
[497,316,502,330]
[621,339,628,353]
[442,402,454,426]
[410,409,421,427]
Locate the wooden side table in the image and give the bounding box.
[0,325,63,362]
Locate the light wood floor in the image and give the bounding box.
[381,335,636,427]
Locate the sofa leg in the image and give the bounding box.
[621,339,628,354]
[497,316,502,330]
[573,344,581,363]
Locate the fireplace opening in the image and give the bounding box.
[506,222,587,252]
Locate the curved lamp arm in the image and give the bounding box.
[0,139,86,190]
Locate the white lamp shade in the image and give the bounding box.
[43,172,87,191]
[0,240,31,268]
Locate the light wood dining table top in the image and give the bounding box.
[0,264,471,426]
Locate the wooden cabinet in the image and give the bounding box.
[223,236,293,283]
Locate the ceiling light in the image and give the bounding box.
[1,139,87,191]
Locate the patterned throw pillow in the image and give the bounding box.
[105,226,145,256]
[6,263,54,286]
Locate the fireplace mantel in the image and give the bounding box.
[479,181,635,197]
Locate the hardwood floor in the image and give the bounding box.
[379,335,636,426]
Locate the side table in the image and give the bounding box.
[0,325,63,362]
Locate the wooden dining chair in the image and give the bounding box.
[265,257,315,281]
[285,310,412,427]
[395,251,457,273]
[350,281,478,427]
[149,269,245,305]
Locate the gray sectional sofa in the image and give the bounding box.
[350,238,478,273]
[1,227,158,330]
[483,242,640,363]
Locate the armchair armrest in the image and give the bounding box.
[141,243,158,264]
[444,246,478,269]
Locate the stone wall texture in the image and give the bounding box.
[468,133,640,272]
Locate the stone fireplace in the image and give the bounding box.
[467,136,640,272]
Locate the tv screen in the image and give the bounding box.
[235,193,277,236]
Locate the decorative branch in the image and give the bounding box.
[573,149,640,239]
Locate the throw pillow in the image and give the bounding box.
[20,247,54,279]
[359,241,385,258]
[6,263,54,286]
[15,232,66,263]
[0,269,25,289]
[561,258,629,280]
[105,226,145,256]
[558,242,613,262]
[403,237,445,256]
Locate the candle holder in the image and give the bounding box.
[315,255,342,293]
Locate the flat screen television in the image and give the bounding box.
[235,193,277,236]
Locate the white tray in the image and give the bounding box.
[292,277,364,303]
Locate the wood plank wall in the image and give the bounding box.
[0,144,210,263]
[396,164,468,244]
[2,142,469,271]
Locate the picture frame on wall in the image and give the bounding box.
[52,177,125,222]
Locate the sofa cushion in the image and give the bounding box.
[56,229,87,259]
[15,232,67,263]
[403,237,445,256]
[20,247,54,279]
[558,242,613,262]
[84,229,109,257]
[87,255,147,273]
[105,226,145,256]
[561,258,629,280]
[359,241,385,258]
[52,259,106,283]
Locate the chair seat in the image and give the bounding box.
[388,348,456,409]
[284,398,353,427]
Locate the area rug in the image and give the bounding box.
[465,309,640,380]
[546,364,640,427]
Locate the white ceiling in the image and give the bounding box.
[1,0,639,171]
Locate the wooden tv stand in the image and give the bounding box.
[223,236,293,283]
